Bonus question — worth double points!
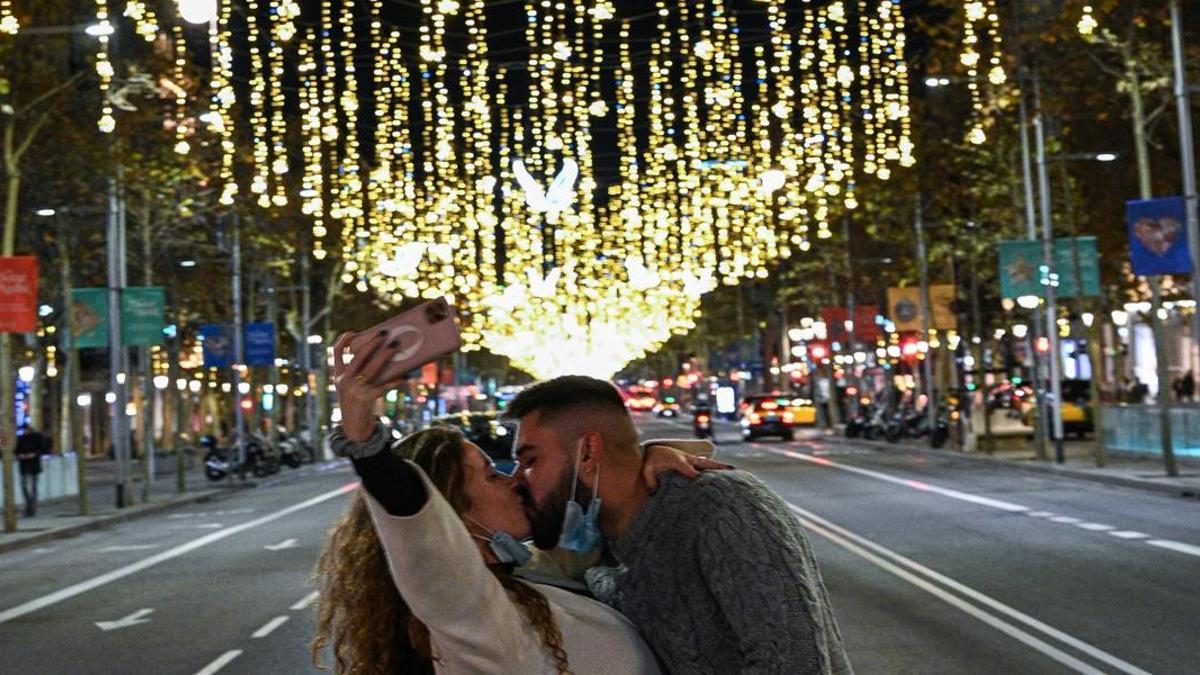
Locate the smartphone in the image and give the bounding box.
[346,297,462,384]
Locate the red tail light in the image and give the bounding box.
[697,414,710,423]
[750,413,762,425]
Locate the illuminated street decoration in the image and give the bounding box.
[960,0,1006,144]
[118,1,921,377]
[0,1,19,35]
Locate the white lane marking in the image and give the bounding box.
[194,650,242,675]
[761,446,1030,512]
[751,442,1200,558]
[0,482,358,625]
[1027,511,1056,517]
[1076,523,1114,532]
[1145,539,1200,557]
[290,591,319,611]
[196,523,224,529]
[264,538,299,551]
[98,544,159,552]
[251,615,290,638]
[95,608,154,631]
[787,502,1152,675]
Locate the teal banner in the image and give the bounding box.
[70,288,108,349]
[998,237,1100,299]
[122,287,165,346]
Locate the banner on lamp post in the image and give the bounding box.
[998,237,1101,299]
[0,257,39,333]
[244,322,276,366]
[887,286,956,332]
[200,324,233,368]
[819,305,882,343]
[1126,197,1191,275]
[71,287,109,348]
[121,286,165,346]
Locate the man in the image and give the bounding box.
[505,375,851,675]
[16,423,49,517]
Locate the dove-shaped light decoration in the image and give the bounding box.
[624,258,661,291]
[682,269,716,298]
[528,267,562,299]
[378,243,426,278]
[427,243,455,264]
[512,158,579,216]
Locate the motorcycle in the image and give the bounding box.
[884,405,950,448]
[202,435,279,481]
[272,428,306,469]
[693,407,714,440]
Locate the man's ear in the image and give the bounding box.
[580,430,603,469]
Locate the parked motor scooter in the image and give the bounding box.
[273,427,306,469]
[202,435,279,481]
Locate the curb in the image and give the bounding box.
[840,435,1200,500]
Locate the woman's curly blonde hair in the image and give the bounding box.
[310,426,570,674]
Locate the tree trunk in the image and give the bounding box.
[2,123,20,532]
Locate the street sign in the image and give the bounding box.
[1126,197,1191,275]
[244,322,276,366]
[998,237,1100,299]
[0,256,38,333]
[200,324,233,368]
[71,288,109,348]
[121,287,165,346]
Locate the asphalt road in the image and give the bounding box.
[1,416,1197,674]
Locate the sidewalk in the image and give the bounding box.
[811,428,1200,499]
[1,455,287,555]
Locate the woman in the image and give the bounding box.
[312,329,718,674]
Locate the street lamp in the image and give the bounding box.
[35,208,56,217]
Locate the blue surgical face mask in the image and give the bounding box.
[558,437,602,553]
[466,517,533,566]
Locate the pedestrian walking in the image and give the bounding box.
[1182,371,1195,402]
[16,423,50,517]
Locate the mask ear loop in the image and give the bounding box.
[568,435,585,504]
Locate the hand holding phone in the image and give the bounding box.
[332,298,462,441]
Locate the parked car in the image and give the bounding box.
[432,411,518,473]
[738,395,796,441]
[1019,379,1095,438]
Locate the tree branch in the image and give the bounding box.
[15,71,83,119]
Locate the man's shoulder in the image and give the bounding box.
[659,469,782,513]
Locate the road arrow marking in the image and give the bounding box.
[99,544,159,552]
[95,608,154,631]
[264,538,298,551]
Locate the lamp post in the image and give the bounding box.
[1169,0,1200,380]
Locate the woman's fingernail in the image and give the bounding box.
[387,339,400,348]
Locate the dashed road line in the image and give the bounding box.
[194,650,242,675]
[1108,531,1150,540]
[251,615,290,638]
[1075,523,1114,532]
[290,591,319,611]
[1050,516,1083,524]
[1145,539,1200,557]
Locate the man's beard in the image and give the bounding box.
[524,467,591,550]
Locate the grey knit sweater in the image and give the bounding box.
[605,471,852,675]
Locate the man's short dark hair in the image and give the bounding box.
[502,375,627,421]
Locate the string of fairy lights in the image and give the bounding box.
[960,0,1005,144]
[6,0,998,378]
